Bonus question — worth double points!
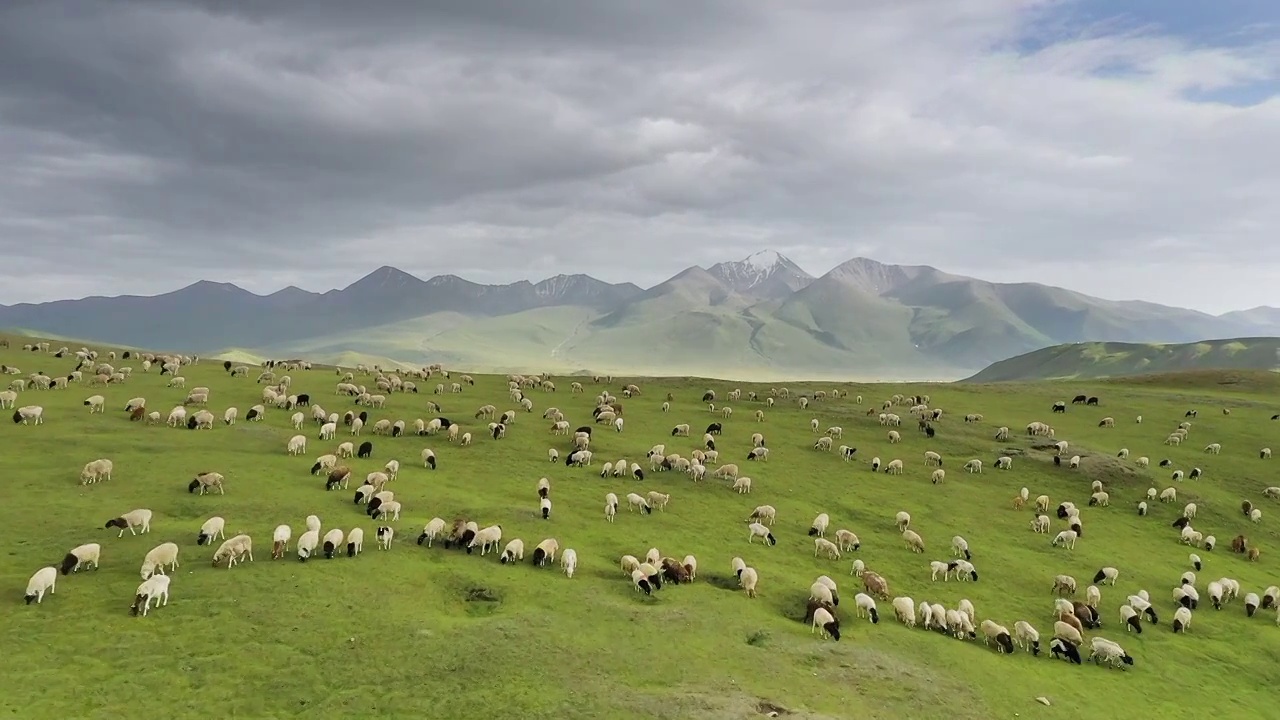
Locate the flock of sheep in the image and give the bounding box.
[7,340,1280,678]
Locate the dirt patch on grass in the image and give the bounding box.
[464,587,500,602]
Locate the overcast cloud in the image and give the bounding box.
[1,0,1278,312]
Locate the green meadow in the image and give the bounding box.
[1,336,1278,719]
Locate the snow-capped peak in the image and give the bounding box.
[705,250,814,298]
[743,249,783,273]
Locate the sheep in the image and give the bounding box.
[748,505,777,526]
[1068,455,1081,469]
[647,491,671,512]
[813,436,832,451]
[871,457,881,471]
[835,529,860,553]
[981,620,1014,654]
[129,574,172,617]
[808,513,830,538]
[59,543,101,575]
[561,548,578,578]
[747,522,777,546]
[1172,606,1192,633]
[1089,491,1110,507]
[467,525,503,555]
[1245,593,1260,617]
[949,560,978,581]
[1088,637,1134,669]
[212,534,254,568]
[287,434,307,456]
[1251,508,1263,523]
[814,538,841,560]
[893,597,917,627]
[902,529,925,553]
[321,528,346,559]
[1127,594,1159,624]
[12,405,44,424]
[80,458,114,485]
[885,459,904,474]
[1052,575,1077,595]
[854,592,880,624]
[140,542,180,580]
[809,580,837,608]
[272,525,292,559]
[1052,530,1078,549]
[532,538,559,566]
[83,394,107,413]
[188,471,225,496]
[1049,638,1082,664]
[626,493,652,515]
[1160,487,1177,503]
[104,508,152,537]
[732,475,752,494]
[1266,586,1280,610]
[1137,501,1148,516]
[1092,567,1118,585]
[740,567,759,598]
[1053,620,1083,646]
[747,446,770,462]
[929,468,947,485]
[1030,515,1050,533]
[924,450,942,467]
[296,530,320,561]
[1012,621,1041,655]
[24,566,58,604]
[930,561,951,581]
[196,516,226,546]
[895,511,911,531]
[1205,442,1221,454]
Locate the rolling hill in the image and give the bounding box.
[1,251,1277,379]
[962,337,1280,382]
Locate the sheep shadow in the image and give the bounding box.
[704,573,742,591]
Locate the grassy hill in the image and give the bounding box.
[3,332,1279,718]
[963,338,1280,383]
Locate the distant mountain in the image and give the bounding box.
[962,338,1280,383]
[706,250,814,299]
[1,252,1277,379]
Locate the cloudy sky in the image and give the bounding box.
[1,0,1278,313]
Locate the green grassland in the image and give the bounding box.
[965,338,1280,383]
[2,336,1280,719]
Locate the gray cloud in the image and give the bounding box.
[1,0,1278,312]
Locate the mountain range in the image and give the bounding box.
[3,250,1279,380]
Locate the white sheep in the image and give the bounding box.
[893,597,916,627]
[747,522,777,545]
[140,542,180,579]
[105,508,152,537]
[287,434,307,456]
[13,405,44,424]
[24,566,58,604]
[732,475,752,493]
[561,548,578,578]
[272,525,292,558]
[296,530,320,561]
[197,516,226,546]
[212,534,254,568]
[814,537,841,560]
[1052,530,1078,549]
[59,543,101,575]
[80,458,114,485]
[129,574,172,616]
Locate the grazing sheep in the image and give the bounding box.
[748,505,777,526]
[12,405,44,424]
[1092,566,1118,585]
[1052,575,1077,596]
[808,513,830,538]
[211,534,254,568]
[1172,606,1192,633]
[626,493,652,515]
[747,522,777,546]
[732,475,752,494]
[104,508,152,537]
[885,459,904,475]
[129,574,172,616]
[24,566,58,604]
[59,543,101,575]
[272,525,292,559]
[1245,593,1260,617]
[740,567,759,598]
[532,538,559,566]
[1052,530,1078,549]
[930,468,946,484]
[80,458,114,485]
[197,516,226,546]
[296,530,320,561]
[188,471,225,495]
[814,538,841,560]
[854,592,880,624]
[895,511,911,531]
[140,542,180,580]
[951,536,971,560]
[981,620,1014,654]
[902,529,925,553]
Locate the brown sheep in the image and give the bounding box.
[129,406,146,421]
[1248,547,1261,562]
[1072,602,1099,629]
[863,571,890,600]
[1059,611,1084,635]
[1232,535,1249,554]
[660,557,691,585]
[805,597,836,623]
[325,466,351,490]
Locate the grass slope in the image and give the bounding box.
[3,336,1280,718]
[965,338,1280,383]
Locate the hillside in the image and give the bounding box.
[2,251,1278,379]
[962,337,1280,382]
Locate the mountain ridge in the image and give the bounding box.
[1,251,1276,379]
